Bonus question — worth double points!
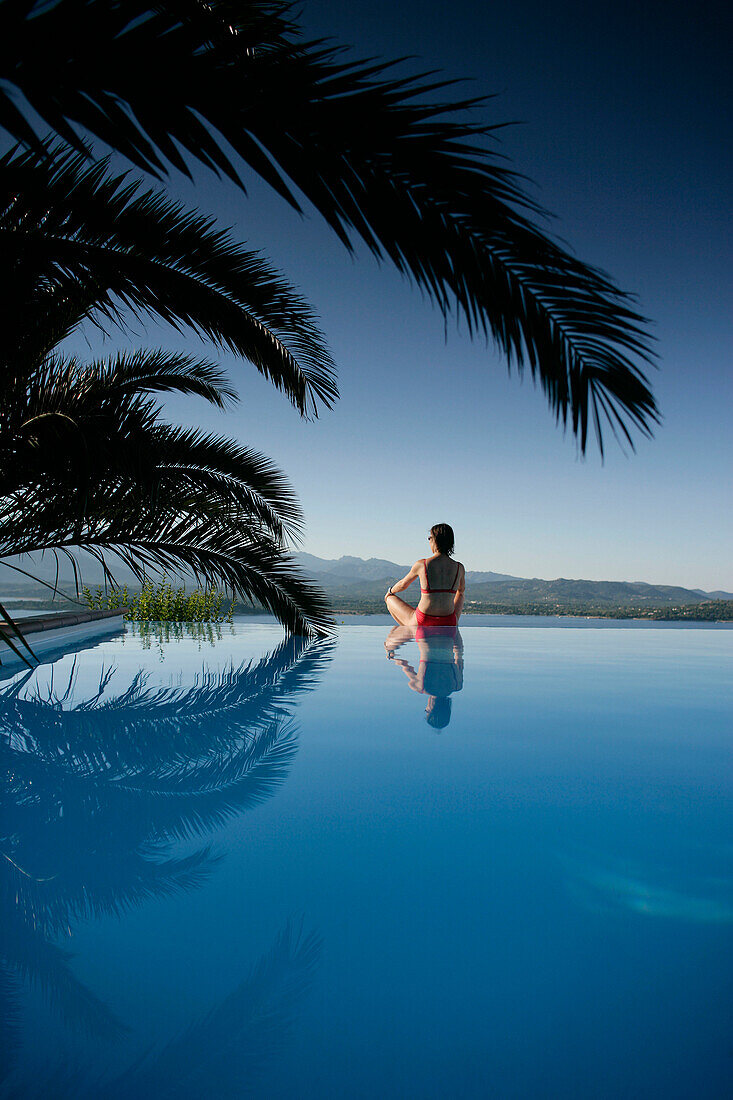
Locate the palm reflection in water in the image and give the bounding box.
[0,630,334,1096]
[385,625,464,728]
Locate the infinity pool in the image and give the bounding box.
[2,622,731,1097]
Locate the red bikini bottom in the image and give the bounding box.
[415,608,457,636]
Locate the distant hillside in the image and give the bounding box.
[2,551,731,613]
[292,554,733,608]
[0,554,172,606]
[293,553,521,588]
[1,552,139,588]
[293,553,414,581]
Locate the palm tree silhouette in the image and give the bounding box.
[95,919,323,1100]
[1,142,337,420]
[0,141,338,640]
[0,0,658,453]
[0,342,332,636]
[0,633,333,1071]
[2,919,322,1099]
[0,2,662,656]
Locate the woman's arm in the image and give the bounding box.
[453,563,466,620]
[387,560,422,596]
[391,656,421,691]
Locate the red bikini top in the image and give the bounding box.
[420,559,460,594]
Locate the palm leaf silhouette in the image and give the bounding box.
[0,908,127,1040]
[0,0,657,451]
[0,633,333,1046]
[0,351,334,636]
[1,636,333,929]
[105,920,322,1099]
[1,138,338,639]
[1,142,337,418]
[1,921,322,1099]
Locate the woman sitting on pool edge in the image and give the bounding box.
[385,523,465,630]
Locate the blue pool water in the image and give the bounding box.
[1,621,731,1097]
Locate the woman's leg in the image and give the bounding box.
[385,593,418,628]
[385,624,414,654]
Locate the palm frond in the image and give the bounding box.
[1,640,332,769]
[1,825,219,938]
[1,142,337,416]
[103,349,239,408]
[1,638,334,933]
[0,348,334,633]
[82,526,334,637]
[136,423,306,541]
[110,920,322,1097]
[2,351,305,542]
[0,0,300,183]
[7,920,322,1099]
[5,511,333,637]
[0,0,657,449]
[0,600,38,668]
[1,908,126,1039]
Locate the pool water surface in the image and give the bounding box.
[1,622,731,1097]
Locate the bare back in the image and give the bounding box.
[417,554,464,616]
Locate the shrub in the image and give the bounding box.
[83,580,235,623]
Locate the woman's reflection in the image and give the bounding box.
[385,624,464,728]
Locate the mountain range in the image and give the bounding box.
[2,552,731,609]
[292,554,733,607]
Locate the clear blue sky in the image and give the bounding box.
[76,0,733,589]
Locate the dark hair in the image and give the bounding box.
[426,697,452,729]
[430,523,454,556]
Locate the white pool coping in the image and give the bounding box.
[0,609,126,671]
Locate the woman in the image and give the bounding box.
[385,523,465,629]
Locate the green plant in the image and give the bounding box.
[84,580,236,624]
